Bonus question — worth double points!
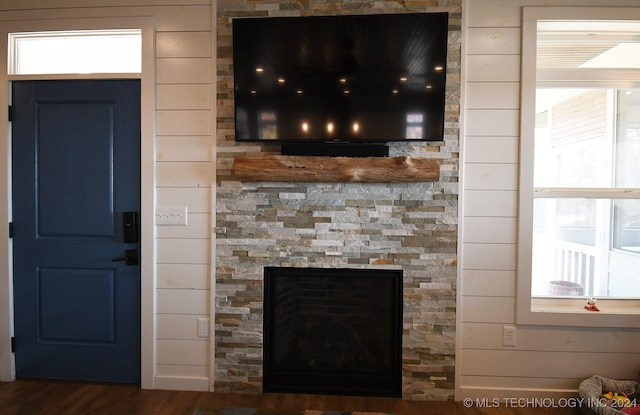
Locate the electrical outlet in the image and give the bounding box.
[503,325,517,347]
[197,317,209,338]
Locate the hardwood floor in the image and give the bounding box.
[0,379,581,415]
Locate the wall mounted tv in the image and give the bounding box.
[232,12,449,154]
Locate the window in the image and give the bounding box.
[518,7,640,326]
[8,30,142,75]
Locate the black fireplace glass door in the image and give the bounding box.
[263,267,402,397]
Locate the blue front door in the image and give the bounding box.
[12,80,141,383]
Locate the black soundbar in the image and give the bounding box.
[281,143,389,157]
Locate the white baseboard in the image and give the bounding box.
[154,375,210,391]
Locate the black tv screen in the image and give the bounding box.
[232,13,449,145]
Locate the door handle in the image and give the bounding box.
[123,211,138,243]
[112,249,139,266]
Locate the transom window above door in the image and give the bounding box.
[8,29,142,75]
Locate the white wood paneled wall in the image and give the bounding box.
[460,0,640,399]
[152,1,213,391]
[0,0,214,391]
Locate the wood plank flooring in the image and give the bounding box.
[0,380,581,415]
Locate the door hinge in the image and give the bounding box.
[8,105,12,122]
[8,222,13,238]
[11,337,15,353]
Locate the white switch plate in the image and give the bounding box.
[156,206,188,226]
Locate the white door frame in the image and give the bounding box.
[0,16,156,388]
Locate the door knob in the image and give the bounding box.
[112,249,139,266]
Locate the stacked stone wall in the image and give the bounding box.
[215,0,461,400]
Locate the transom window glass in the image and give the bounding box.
[536,21,640,70]
[8,30,142,75]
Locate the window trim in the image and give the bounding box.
[517,7,640,327]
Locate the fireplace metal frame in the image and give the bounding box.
[263,266,403,397]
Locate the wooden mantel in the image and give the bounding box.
[233,155,440,183]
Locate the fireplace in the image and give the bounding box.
[263,267,403,397]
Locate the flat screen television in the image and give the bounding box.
[232,12,449,154]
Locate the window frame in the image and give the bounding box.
[517,7,640,327]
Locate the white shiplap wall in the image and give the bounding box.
[155,3,213,389]
[460,0,640,399]
[0,0,214,391]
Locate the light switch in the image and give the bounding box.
[155,206,188,226]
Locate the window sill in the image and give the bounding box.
[517,298,640,327]
[533,298,640,314]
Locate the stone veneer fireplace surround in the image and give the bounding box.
[216,0,461,401]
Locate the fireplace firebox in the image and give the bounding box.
[263,267,403,397]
